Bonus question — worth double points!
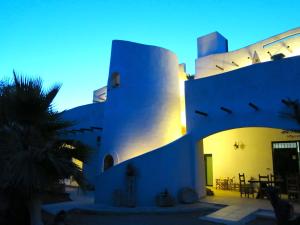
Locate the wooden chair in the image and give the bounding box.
[259,174,270,182]
[286,174,300,201]
[270,174,282,197]
[221,178,229,190]
[215,179,221,189]
[239,173,255,198]
[269,174,278,185]
[228,177,234,191]
[258,174,270,199]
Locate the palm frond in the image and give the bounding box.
[280,98,300,124]
[0,72,91,197]
[44,84,61,110]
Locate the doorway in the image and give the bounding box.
[204,154,213,186]
[272,141,300,192]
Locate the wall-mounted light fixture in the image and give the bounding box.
[233,141,245,150]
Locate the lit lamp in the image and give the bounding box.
[233,141,245,150]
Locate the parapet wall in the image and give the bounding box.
[95,135,194,206]
[196,27,300,78]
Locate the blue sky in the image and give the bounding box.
[1,0,299,111]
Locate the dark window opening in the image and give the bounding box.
[111,72,120,88]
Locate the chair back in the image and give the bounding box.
[239,173,246,185]
[270,174,275,182]
[270,174,282,182]
[286,174,300,192]
[259,174,270,182]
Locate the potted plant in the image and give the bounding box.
[155,189,175,207]
[125,164,137,207]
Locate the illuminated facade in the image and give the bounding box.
[64,27,300,206]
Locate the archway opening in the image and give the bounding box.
[103,154,114,171]
[199,127,300,194]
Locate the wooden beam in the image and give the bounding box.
[281,99,289,105]
[80,128,93,132]
[195,110,208,117]
[220,107,232,114]
[267,51,272,57]
[216,65,224,71]
[71,129,82,133]
[232,61,239,67]
[248,102,259,111]
[90,126,103,130]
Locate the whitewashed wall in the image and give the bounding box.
[95,135,194,206]
[186,56,300,195]
[196,27,300,78]
[203,127,300,186]
[99,41,182,169]
[62,103,105,185]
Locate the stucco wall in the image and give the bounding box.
[62,103,105,185]
[187,55,300,140]
[95,135,194,206]
[65,32,300,205]
[186,55,300,195]
[100,40,182,168]
[197,32,228,58]
[195,27,300,78]
[62,102,105,130]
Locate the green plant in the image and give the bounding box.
[281,98,300,124]
[155,189,175,207]
[186,74,195,80]
[0,72,90,225]
[126,163,137,177]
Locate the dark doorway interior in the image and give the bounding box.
[204,154,213,186]
[272,141,300,193]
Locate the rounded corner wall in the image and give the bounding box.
[100,41,182,165]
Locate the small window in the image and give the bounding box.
[103,154,114,171]
[96,136,101,147]
[111,72,120,88]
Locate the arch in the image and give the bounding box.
[103,154,114,171]
[191,121,300,143]
[193,126,300,197]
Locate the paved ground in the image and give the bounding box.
[202,188,300,213]
[43,187,284,224]
[44,210,277,225]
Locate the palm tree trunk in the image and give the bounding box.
[28,196,44,225]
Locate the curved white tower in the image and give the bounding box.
[99,40,182,169]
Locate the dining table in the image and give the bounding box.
[248,179,284,199]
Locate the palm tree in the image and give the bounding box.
[0,72,90,225]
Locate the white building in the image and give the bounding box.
[63,27,300,206]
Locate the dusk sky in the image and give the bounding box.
[1,0,299,111]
